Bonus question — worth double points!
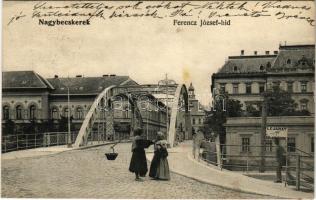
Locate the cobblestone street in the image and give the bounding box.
[2,143,273,198]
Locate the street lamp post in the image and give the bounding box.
[66,77,72,148]
[260,92,267,172]
[158,74,176,141]
[165,74,169,136]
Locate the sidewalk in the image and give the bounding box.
[146,141,314,199]
[1,141,126,160]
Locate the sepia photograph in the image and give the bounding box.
[2,0,315,199]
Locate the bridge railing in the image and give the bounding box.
[199,144,314,191]
[2,132,78,153]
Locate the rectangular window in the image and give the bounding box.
[272,82,280,91]
[301,102,307,111]
[259,83,265,93]
[246,83,252,94]
[287,82,293,93]
[311,137,314,153]
[242,137,250,152]
[233,83,239,94]
[220,83,226,93]
[287,137,296,152]
[265,139,273,152]
[301,82,307,93]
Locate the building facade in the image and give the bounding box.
[211,44,315,167]
[188,83,206,135]
[2,71,167,140]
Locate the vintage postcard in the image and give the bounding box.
[2,0,315,199]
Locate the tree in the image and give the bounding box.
[266,86,309,116]
[203,93,243,144]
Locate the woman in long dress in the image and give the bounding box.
[129,128,153,181]
[149,132,170,180]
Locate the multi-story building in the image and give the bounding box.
[188,83,205,135]
[211,44,315,167]
[2,71,167,140]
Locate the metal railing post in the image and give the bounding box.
[246,151,249,173]
[26,134,28,149]
[4,136,7,153]
[198,142,201,162]
[16,135,19,150]
[296,155,301,191]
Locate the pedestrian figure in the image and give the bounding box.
[274,138,286,183]
[129,128,153,181]
[193,129,205,159]
[149,132,170,180]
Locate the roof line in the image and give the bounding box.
[33,71,51,89]
[36,73,55,90]
[119,78,133,86]
[228,55,277,59]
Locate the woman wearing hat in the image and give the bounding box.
[129,128,154,181]
[149,132,170,180]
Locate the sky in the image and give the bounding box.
[3,1,315,106]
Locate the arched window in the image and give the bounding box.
[16,105,22,119]
[76,107,83,119]
[198,118,201,124]
[3,106,10,120]
[192,118,196,125]
[287,59,291,64]
[51,107,58,119]
[63,107,69,117]
[29,105,36,119]
[266,62,271,68]
[260,65,264,71]
[233,66,238,72]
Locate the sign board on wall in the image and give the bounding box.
[266,127,288,138]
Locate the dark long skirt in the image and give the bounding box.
[129,149,148,177]
[149,152,160,178]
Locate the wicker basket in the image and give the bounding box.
[105,152,118,160]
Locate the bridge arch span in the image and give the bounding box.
[168,84,191,147]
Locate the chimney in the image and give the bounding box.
[54,75,58,78]
[254,51,257,55]
[102,75,109,77]
[265,51,270,55]
[274,51,278,55]
[110,74,116,77]
[241,50,244,56]
[76,75,82,78]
